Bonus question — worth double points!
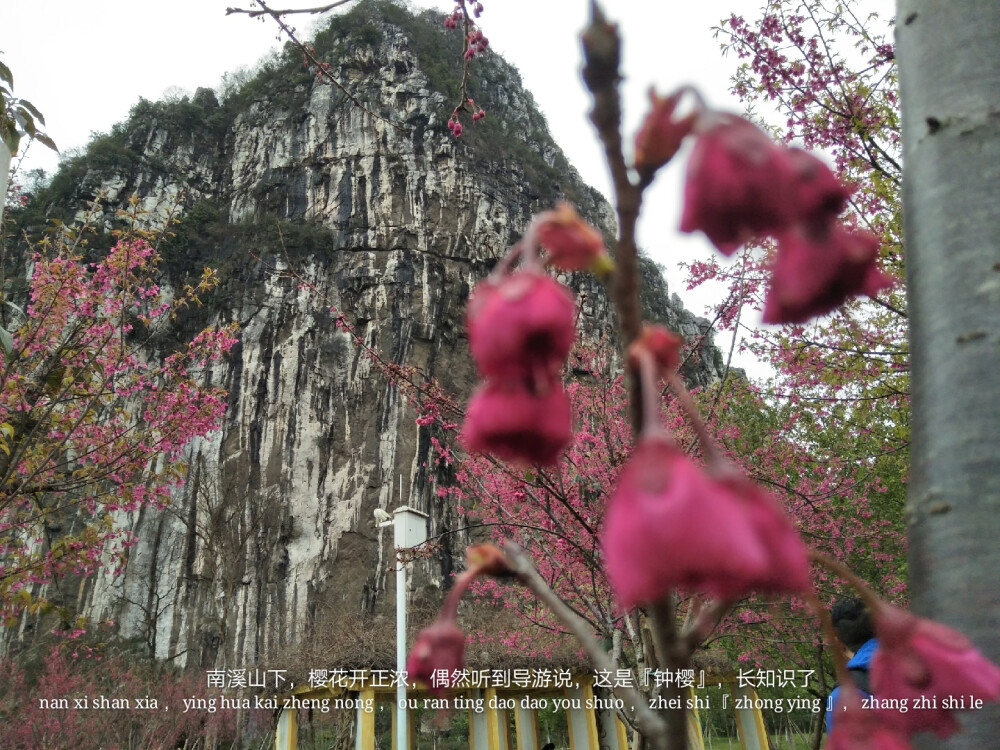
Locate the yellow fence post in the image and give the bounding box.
[731,683,769,750]
[468,689,497,750]
[686,686,706,750]
[513,699,539,750]
[274,702,298,750]
[564,676,599,750]
[355,687,376,750]
[590,686,628,750]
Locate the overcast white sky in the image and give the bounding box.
[3,0,768,371]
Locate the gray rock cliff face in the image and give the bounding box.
[11,0,724,667]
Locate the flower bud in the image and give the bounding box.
[406,619,466,696]
[536,202,611,273]
[467,270,576,380]
[466,544,513,577]
[627,325,683,375]
[634,88,698,177]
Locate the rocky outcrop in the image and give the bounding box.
[10,0,724,667]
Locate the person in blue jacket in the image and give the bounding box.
[825,596,878,734]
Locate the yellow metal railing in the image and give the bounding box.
[273,672,772,750]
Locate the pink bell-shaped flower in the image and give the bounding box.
[467,270,576,380]
[406,619,466,697]
[603,436,811,608]
[786,147,853,223]
[871,605,1000,737]
[763,223,894,323]
[680,115,799,255]
[713,470,812,595]
[603,436,768,607]
[827,689,915,750]
[462,378,572,466]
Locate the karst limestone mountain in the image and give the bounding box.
[6,0,724,668]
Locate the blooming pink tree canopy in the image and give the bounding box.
[395,2,1000,749]
[0,201,236,627]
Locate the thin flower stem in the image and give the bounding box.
[581,2,646,434]
[681,596,737,651]
[649,596,689,750]
[489,241,523,280]
[504,542,669,748]
[810,549,883,613]
[804,589,852,686]
[666,372,723,467]
[636,350,669,439]
[440,568,477,621]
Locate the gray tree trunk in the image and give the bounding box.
[0,141,11,226]
[896,2,1000,748]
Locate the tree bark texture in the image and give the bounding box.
[0,141,11,224]
[897,2,1000,747]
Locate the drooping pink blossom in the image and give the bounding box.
[712,470,812,594]
[462,379,572,466]
[604,436,775,607]
[467,270,576,380]
[871,605,1000,737]
[763,223,894,323]
[786,147,854,223]
[827,689,915,750]
[680,114,799,255]
[406,619,466,696]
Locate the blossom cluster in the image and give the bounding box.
[636,90,894,323]
[447,99,486,137]
[462,203,608,466]
[406,545,511,695]
[597,324,811,607]
[0,233,236,623]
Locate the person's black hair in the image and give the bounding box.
[831,596,875,651]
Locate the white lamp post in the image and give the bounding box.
[378,505,428,750]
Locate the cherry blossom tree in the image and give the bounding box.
[0,199,236,630]
[400,3,1000,750]
[690,0,908,556]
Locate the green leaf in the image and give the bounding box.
[18,111,36,138]
[0,60,12,88]
[32,132,57,152]
[44,364,67,395]
[3,300,24,317]
[17,98,45,126]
